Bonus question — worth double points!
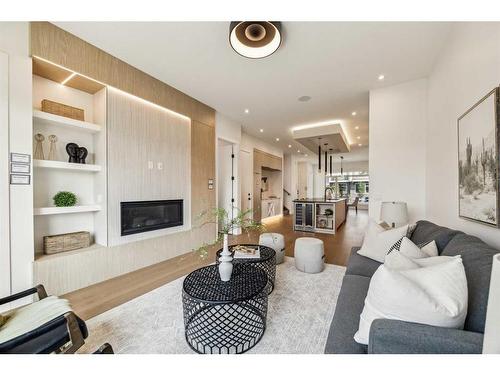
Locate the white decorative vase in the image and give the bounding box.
[218,233,233,282]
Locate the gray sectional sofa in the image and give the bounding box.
[325,220,499,354]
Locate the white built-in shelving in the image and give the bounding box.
[32,74,108,257]
[34,205,102,216]
[33,159,102,172]
[33,109,101,133]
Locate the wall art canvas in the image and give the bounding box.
[458,88,500,227]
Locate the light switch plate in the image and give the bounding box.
[157,162,163,170]
[148,161,154,169]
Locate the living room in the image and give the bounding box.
[1,1,500,374]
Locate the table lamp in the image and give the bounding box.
[483,253,500,353]
[380,201,408,228]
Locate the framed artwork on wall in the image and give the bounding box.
[458,87,500,227]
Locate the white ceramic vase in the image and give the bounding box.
[218,233,233,281]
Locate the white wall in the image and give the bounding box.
[216,112,241,145]
[369,79,427,224]
[0,23,33,303]
[426,23,500,248]
[240,132,283,158]
[0,51,9,299]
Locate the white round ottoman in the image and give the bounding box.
[259,233,285,264]
[294,237,325,273]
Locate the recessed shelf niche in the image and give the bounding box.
[32,73,108,255]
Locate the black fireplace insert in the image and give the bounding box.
[121,200,183,236]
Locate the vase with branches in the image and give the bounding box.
[194,207,265,281]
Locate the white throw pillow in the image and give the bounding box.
[420,240,439,257]
[385,250,460,271]
[357,221,409,263]
[354,257,468,345]
[398,237,434,259]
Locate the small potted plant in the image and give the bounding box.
[194,207,264,281]
[53,191,77,207]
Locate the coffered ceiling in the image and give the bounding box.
[55,22,451,161]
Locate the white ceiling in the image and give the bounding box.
[55,22,451,161]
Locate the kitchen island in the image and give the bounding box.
[293,198,347,234]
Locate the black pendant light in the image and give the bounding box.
[329,149,333,175]
[324,144,328,177]
[229,22,282,59]
[318,139,322,172]
[340,156,344,176]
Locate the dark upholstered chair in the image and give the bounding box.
[0,285,88,354]
[347,197,360,214]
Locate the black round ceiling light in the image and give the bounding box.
[229,21,282,59]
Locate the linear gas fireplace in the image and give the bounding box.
[121,200,183,236]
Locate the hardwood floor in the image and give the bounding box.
[63,209,368,320]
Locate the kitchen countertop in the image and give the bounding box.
[293,198,347,203]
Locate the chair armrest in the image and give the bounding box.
[0,285,48,306]
[368,319,483,354]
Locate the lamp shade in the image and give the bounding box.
[483,253,500,353]
[380,201,408,228]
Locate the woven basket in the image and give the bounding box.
[41,99,85,121]
[43,231,91,254]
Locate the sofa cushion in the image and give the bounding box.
[325,275,370,354]
[441,233,499,333]
[346,247,382,278]
[410,221,462,253]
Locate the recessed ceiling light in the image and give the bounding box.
[244,108,249,114]
[297,150,300,153]
[305,154,308,157]
[355,126,359,130]
[378,74,385,80]
[276,138,280,141]
[357,136,361,140]
[298,95,311,102]
[352,112,357,116]
[259,129,264,133]
[358,143,362,147]
[288,144,292,148]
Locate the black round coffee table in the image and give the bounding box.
[182,263,268,354]
[216,244,276,294]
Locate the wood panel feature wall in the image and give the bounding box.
[30,22,215,127]
[106,88,191,246]
[253,149,283,222]
[191,121,216,219]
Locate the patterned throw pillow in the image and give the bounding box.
[406,223,418,238]
[0,314,8,327]
[387,237,434,255]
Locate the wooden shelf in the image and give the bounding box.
[33,159,102,172]
[35,243,104,262]
[34,205,101,216]
[33,109,101,133]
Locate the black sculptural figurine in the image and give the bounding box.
[77,147,88,164]
[66,143,79,163]
[66,143,88,164]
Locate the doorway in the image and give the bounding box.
[217,138,240,234]
[239,149,252,217]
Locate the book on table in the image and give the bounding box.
[233,245,261,259]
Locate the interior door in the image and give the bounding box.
[297,162,308,199]
[0,51,10,298]
[239,149,253,217]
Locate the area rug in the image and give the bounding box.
[78,257,346,354]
